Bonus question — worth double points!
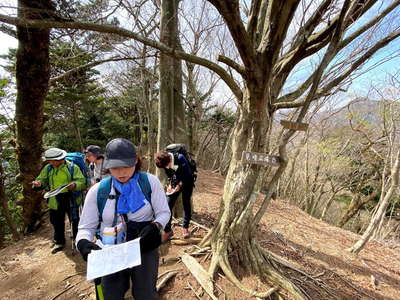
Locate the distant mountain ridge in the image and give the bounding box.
[313,98,382,128]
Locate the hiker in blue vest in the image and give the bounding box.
[32,148,86,254]
[154,150,194,240]
[84,145,108,185]
[76,138,170,300]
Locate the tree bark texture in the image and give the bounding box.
[15,0,52,232]
[157,0,186,154]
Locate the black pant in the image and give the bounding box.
[102,248,159,300]
[164,181,194,232]
[49,192,79,245]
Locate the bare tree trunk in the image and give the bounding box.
[157,0,185,149]
[202,88,309,298]
[140,48,157,174]
[338,190,380,227]
[349,149,400,254]
[16,0,53,233]
[157,0,185,181]
[219,127,233,176]
[305,158,322,214]
[320,194,336,221]
[309,184,326,217]
[72,102,84,151]
[282,146,302,197]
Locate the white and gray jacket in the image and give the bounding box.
[76,173,170,244]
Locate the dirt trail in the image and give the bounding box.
[1,169,400,299]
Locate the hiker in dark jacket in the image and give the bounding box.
[76,138,170,300]
[32,148,86,253]
[154,150,194,240]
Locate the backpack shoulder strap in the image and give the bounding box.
[97,173,151,223]
[66,160,74,180]
[138,171,152,204]
[97,177,112,223]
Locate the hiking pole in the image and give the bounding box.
[94,278,104,300]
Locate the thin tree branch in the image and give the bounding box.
[216,54,245,76]
[0,24,16,38]
[320,29,400,94]
[207,0,257,71]
[0,14,243,100]
[274,0,379,80]
[273,28,400,110]
[275,73,314,104]
[291,0,334,49]
[339,0,400,49]
[49,55,155,84]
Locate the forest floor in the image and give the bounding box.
[1,169,400,300]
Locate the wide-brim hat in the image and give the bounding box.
[103,138,137,169]
[43,148,67,161]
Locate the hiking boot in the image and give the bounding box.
[182,228,191,239]
[51,243,65,254]
[162,231,174,243]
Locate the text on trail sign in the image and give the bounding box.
[242,151,280,166]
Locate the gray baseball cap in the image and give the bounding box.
[84,145,103,156]
[103,138,137,169]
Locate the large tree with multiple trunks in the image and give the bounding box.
[2,0,400,297]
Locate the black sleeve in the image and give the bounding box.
[175,154,193,184]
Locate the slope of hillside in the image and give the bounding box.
[1,169,399,299]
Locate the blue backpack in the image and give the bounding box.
[47,152,89,197]
[97,172,152,224]
[65,152,89,184]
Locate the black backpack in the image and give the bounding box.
[165,143,197,182]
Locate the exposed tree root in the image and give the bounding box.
[190,246,211,256]
[219,253,279,298]
[206,235,340,300]
[198,228,213,247]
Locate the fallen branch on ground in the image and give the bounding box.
[171,237,202,245]
[62,272,83,281]
[173,217,211,231]
[156,270,179,292]
[50,279,86,300]
[190,246,211,256]
[158,269,180,279]
[187,281,202,300]
[181,254,218,300]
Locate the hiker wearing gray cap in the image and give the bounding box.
[76,138,170,300]
[32,148,86,254]
[84,145,108,185]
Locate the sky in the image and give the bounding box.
[0,1,400,102]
